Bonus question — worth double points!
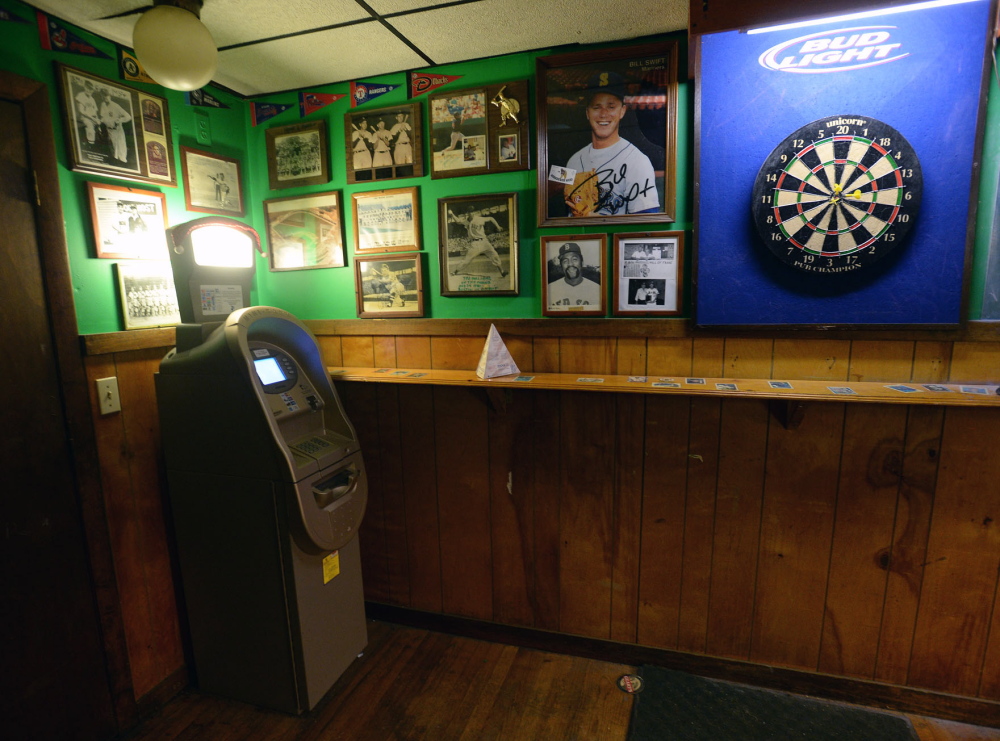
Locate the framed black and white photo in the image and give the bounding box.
[536,41,678,226]
[115,260,181,329]
[344,102,423,184]
[429,80,530,179]
[612,231,683,316]
[263,191,345,271]
[265,120,329,190]
[181,146,244,216]
[351,187,420,255]
[354,252,424,318]
[87,181,168,260]
[541,234,607,316]
[438,192,518,297]
[56,63,176,186]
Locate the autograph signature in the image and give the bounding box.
[565,163,656,215]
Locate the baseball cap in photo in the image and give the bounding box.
[559,242,583,260]
[586,71,626,102]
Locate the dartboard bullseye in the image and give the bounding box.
[751,115,922,275]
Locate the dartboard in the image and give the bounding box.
[751,115,922,275]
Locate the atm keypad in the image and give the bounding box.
[294,437,333,456]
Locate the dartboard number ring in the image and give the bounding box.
[751,115,922,275]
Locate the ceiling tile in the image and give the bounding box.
[216,22,426,96]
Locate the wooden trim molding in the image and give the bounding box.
[366,602,1000,729]
[4,70,137,729]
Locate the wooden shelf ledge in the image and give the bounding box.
[328,367,1000,408]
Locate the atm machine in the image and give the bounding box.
[155,220,367,714]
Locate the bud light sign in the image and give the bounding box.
[759,26,907,73]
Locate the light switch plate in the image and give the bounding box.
[96,376,121,415]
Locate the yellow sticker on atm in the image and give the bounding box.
[323,550,340,583]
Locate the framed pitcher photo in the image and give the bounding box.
[354,252,424,318]
[541,234,607,316]
[56,63,176,186]
[612,231,684,316]
[536,41,678,227]
[265,120,330,191]
[438,192,518,297]
[429,80,531,179]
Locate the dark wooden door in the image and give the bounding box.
[0,87,117,738]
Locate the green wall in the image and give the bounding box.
[0,0,994,332]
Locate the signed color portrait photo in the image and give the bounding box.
[537,41,678,227]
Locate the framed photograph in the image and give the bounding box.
[612,231,684,316]
[344,102,423,184]
[115,260,181,329]
[541,234,607,316]
[351,187,420,255]
[263,191,345,272]
[439,193,518,296]
[56,63,176,186]
[536,41,678,226]
[87,182,168,260]
[354,252,424,318]
[181,146,244,216]
[429,80,531,178]
[265,120,329,191]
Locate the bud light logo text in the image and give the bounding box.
[759,26,907,73]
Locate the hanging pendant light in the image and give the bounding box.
[133,0,217,91]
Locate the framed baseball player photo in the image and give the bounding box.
[541,234,607,317]
[612,231,683,316]
[344,102,423,184]
[354,253,424,318]
[536,41,678,227]
[438,193,519,297]
[428,80,531,179]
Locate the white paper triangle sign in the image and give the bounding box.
[476,324,520,379]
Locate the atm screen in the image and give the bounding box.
[253,357,286,386]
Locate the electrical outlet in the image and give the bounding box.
[96,377,121,415]
[195,110,212,145]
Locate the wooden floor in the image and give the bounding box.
[124,621,1000,741]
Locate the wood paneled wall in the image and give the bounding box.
[80,321,1000,716]
[84,347,185,703]
[323,327,1000,706]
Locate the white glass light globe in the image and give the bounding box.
[133,5,217,91]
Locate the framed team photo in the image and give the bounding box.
[344,102,423,184]
[541,234,607,317]
[87,181,168,260]
[263,191,345,272]
[181,146,244,216]
[612,231,684,316]
[56,63,176,186]
[438,192,518,297]
[115,260,181,330]
[536,41,678,227]
[265,120,329,191]
[351,187,420,255]
[429,80,531,179]
[354,253,424,318]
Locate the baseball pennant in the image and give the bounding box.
[0,4,29,23]
[119,48,156,84]
[409,72,462,98]
[250,101,293,127]
[299,91,345,117]
[37,11,110,59]
[350,81,399,108]
[187,89,229,109]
